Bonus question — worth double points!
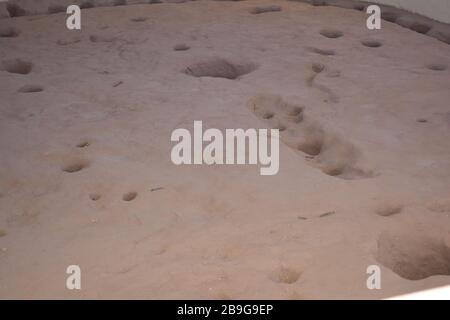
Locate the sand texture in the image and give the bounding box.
[0,0,450,299]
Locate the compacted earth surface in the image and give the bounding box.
[0,0,449,299]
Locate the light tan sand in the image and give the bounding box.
[0,0,449,299]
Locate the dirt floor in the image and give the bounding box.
[0,0,449,299]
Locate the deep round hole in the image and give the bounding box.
[377,232,450,280]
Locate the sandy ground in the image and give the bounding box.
[0,0,450,299]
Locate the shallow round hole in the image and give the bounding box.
[428,200,450,213]
[173,43,190,51]
[298,141,322,156]
[48,5,66,14]
[18,85,43,93]
[287,107,304,123]
[76,140,90,148]
[288,106,303,116]
[6,3,26,17]
[2,59,33,75]
[184,58,257,80]
[375,203,403,217]
[89,193,101,201]
[353,4,365,11]
[269,266,301,284]
[250,5,282,14]
[131,17,147,22]
[0,27,19,38]
[311,0,328,6]
[262,112,274,119]
[361,40,383,48]
[310,47,335,56]
[417,118,428,123]
[89,35,115,43]
[62,161,89,173]
[274,124,287,132]
[322,166,344,176]
[381,11,399,23]
[427,63,447,71]
[320,28,343,39]
[123,192,138,202]
[80,1,95,9]
[312,62,325,73]
[409,22,431,34]
[57,39,81,46]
